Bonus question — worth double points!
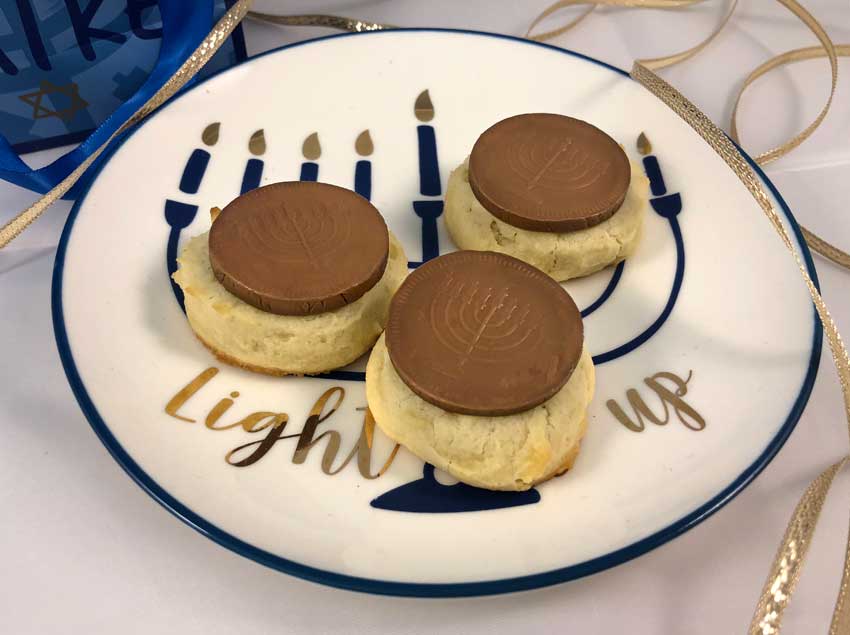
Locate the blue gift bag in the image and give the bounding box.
[0,0,246,198]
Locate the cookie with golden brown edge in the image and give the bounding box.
[366,251,595,491]
[445,114,649,281]
[172,182,408,375]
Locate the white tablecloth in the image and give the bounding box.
[2,2,849,632]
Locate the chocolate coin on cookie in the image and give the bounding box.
[385,251,583,416]
[209,181,388,316]
[173,181,408,376]
[468,113,631,232]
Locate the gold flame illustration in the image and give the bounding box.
[302,132,321,160]
[248,129,266,156]
[414,89,434,122]
[202,122,220,146]
[355,129,373,157]
[637,132,652,156]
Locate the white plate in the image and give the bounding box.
[53,29,820,596]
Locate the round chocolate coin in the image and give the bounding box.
[385,251,584,416]
[209,181,389,316]
[468,113,631,232]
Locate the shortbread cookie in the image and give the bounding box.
[445,114,649,281]
[172,182,408,375]
[365,251,595,491]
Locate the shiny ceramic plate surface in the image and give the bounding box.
[53,30,820,596]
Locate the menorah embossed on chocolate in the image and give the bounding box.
[429,275,541,370]
[469,113,630,232]
[235,199,351,269]
[387,251,583,416]
[521,137,611,193]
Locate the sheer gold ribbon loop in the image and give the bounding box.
[525,0,724,57]
[0,0,253,250]
[731,43,850,163]
[631,58,850,634]
[637,0,736,70]
[526,0,737,72]
[525,0,708,43]
[525,1,597,43]
[733,0,840,166]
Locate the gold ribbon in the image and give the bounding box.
[729,0,838,166]
[528,0,850,271]
[246,12,394,32]
[731,38,850,271]
[2,3,850,630]
[0,0,253,250]
[530,1,850,628]
[527,0,715,49]
[632,59,850,632]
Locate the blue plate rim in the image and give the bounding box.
[51,27,822,598]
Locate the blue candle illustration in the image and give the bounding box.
[415,89,441,196]
[637,132,682,219]
[240,128,265,194]
[354,129,373,200]
[412,89,444,265]
[177,122,215,195]
[165,123,218,310]
[300,132,320,181]
[587,132,686,366]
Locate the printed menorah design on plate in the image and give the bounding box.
[430,276,541,366]
[513,137,610,193]
[237,200,351,267]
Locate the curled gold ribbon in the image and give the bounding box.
[526,0,725,57]
[730,36,850,271]
[636,0,736,71]
[632,58,850,633]
[1,5,849,630]
[730,41,850,170]
[731,0,839,166]
[528,0,850,271]
[533,0,850,627]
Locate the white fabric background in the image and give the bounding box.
[2,1,849,632]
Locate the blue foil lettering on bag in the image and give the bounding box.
[0,0,246,153]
